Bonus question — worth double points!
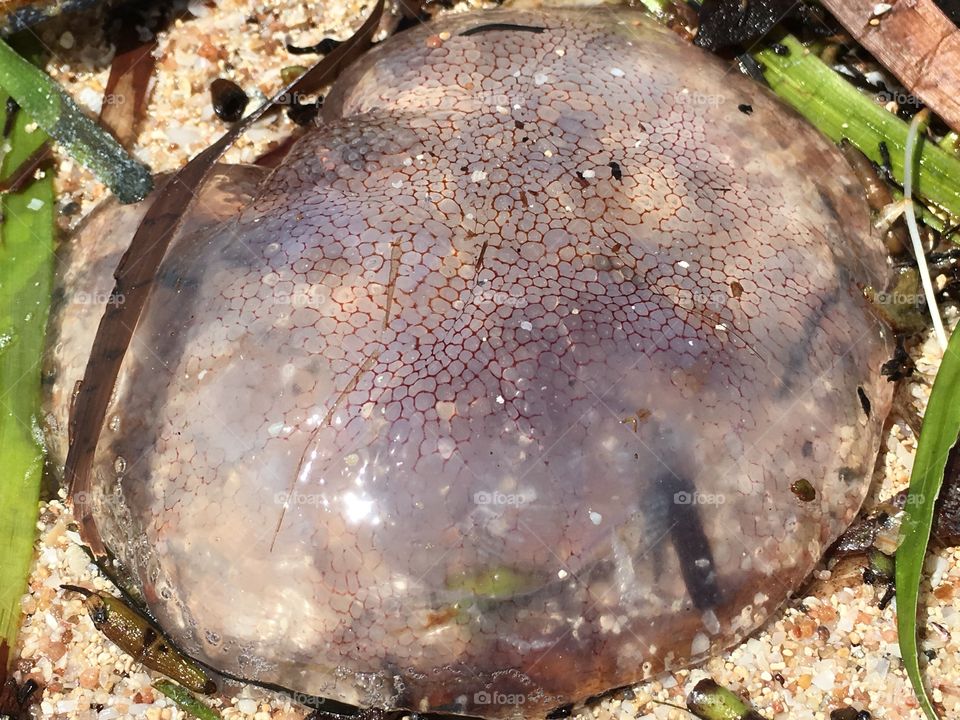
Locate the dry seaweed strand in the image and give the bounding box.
[98,9,161,148]
[0,141,50,193]
[65,0,385,556]
[819,0,960,133]
[60,584,217,695]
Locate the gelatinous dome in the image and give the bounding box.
[49,8,893,718]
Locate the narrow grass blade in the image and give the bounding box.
[154,681,222,720]
[755,35,960,220]
[0,35,151,203]
[0,53,55,660]
[896,327,960,720]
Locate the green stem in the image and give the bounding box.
[754,35,960,221]
[0,47,55,660]
[0,36,152,203]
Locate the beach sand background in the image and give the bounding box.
[10,1,960,718]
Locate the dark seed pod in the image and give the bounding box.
[790,478,817,502]
[62,585,216,695]
[210,78,249,123]
[830,708,861,720]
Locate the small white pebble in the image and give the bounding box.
[690,632,710,655]
[812,666,835,691]
[27,198,45,211]
[186,0,211,17]
[609,67,625,77]
[235,698,258,714]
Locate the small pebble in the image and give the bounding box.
[235,698,258,714]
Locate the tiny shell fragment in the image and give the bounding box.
[47,9,893,719]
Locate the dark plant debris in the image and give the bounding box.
[881,337,917,381]
[99,0,170,147]
[695,0,840,52]
[0,643,39,720]
[933,0,960,25]
[0,143,52,195]
[833,440,960,556]
[287,37,343,56]
[287,99,322,127]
